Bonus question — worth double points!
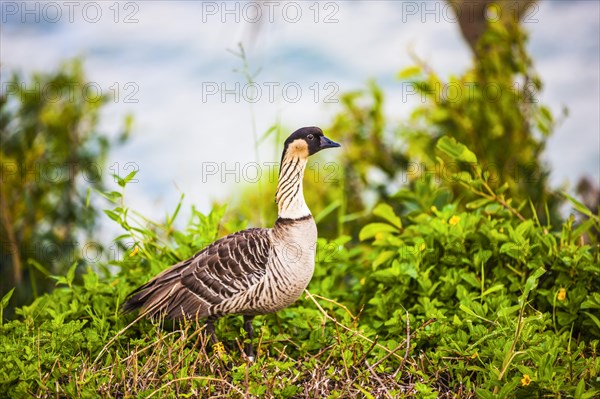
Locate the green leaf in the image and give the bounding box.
[523,267,546,298]
[85,187,91,207]
[475,389,494,399]
[359,223,399,241]
[497,304,521,317]
[581,389,598,399]
[575,378,585,399]
[1,288,15,309]
[66,262,78,286]
[27,259,51,276]
[373,250,395,268]
[540,105,553,121]
[372,203,402,228]
[497,182,509,193]
[562,192,598,220]
[462,273,480,288]
[583,312,600,330]
[397,66,421,80]
[573,218,598,239]
[114,174,126,187]
[123,170,138,184]
[436,136,478,163]
[353,384,376,399]
[258,124,278,145]
[515,220,534,239]
[96,190,122,203]
[497,377,521,398]
[167,193,185,226]
[481,284,504,298]
[315,199,341,224]
[500,242,524,260]
[103,209,121,222]
[474,250,492,265]
[459,304,494,324]
[484,203,504,215]
[466,198,491,209]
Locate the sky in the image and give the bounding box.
[1,0,599,238]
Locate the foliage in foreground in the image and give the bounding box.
[1,140,599,398]
[357,138,600,397]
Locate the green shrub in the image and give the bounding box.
[358,137,600,396]
[2,143,598,397]
[0,60,131,311]
[0,175,399,398]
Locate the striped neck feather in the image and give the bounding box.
[275,154,311,219]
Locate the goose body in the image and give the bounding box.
[123,127,340,359]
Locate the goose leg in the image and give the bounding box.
[206,316,219,345]
[206,316,233,369]
[243,315,255,361]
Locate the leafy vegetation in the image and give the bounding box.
[0,59,131,313]
[358,138,599,397]
[1,7,599,399]
[1,158,598,397]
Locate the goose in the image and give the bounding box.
[122,126,341,360]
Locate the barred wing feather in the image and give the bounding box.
[123,228,272,319]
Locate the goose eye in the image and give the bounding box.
[307,134,314,140]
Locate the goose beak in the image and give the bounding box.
[319,135,341,150]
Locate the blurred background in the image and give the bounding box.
[1,1,599,309]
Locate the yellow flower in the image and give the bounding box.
[470,352,478,359]
[449,215,461,226]
[521,374,532,386]
[419,243,426,252]
[212,341,226,357]
[129,245,139,257]
[557,288,567,301]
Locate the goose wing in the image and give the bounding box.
[123,228,272,319]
